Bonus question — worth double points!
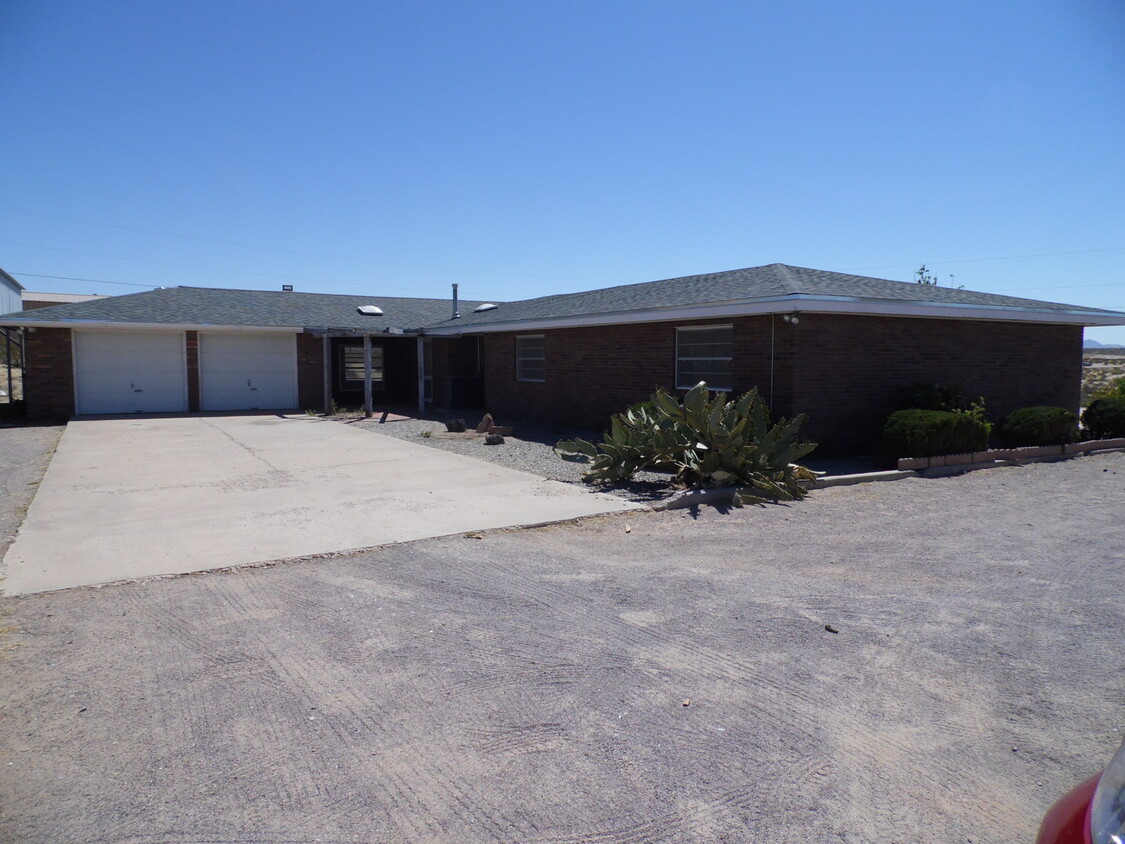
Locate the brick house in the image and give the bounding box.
[3,263,1123,455]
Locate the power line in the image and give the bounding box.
[0,207,622,284]
[846,246,1125,274]
[12,273,156,288]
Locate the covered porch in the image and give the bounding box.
[311,330,483,418]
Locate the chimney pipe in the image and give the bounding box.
[451,283,460,319]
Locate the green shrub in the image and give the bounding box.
[998,406,1079,447]
[555,382,817,500]
[894,382,967,412]
[1090,376,1125,402]
[1082,396,1125,439]
[880,409,991,457]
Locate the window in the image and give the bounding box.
[339,344,384,391]
[515,335,545,382]
[676,325,733,391]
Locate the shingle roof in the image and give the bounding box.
[2,264,1120,331]
[2,286,482,332]
[441,263,1122,328]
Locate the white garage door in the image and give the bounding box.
[199,333,297,411]
[74,331,188,415]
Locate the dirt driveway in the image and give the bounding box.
[1,450,1123,843]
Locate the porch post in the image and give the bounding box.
[363,334,373,418]
[416,335,425,418]
[4,329,12,402]
[322,334,331,415]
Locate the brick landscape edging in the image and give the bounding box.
[651,442,1124,511]
[896,438,1125,472]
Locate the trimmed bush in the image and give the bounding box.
[998,406,1079,447]
[894,382,967,412]
[1082,396,1125,439]
[880,409,990,458]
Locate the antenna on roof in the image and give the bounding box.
[451,283,460,319]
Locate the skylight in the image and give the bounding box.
[473,303,498,313]
[357,305,384,316]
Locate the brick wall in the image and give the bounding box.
[24,327,74,420]
[480,316,784,430]
[185,331,200,412]
[296,333,325,411]
[478,314,1083,456]
[790,315,1082,455]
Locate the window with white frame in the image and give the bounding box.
[515,335,546,382]
[676,325,733,391]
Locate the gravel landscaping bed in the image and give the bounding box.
[335,411,879,500]
[337,412,679,502]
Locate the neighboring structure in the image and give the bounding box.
[3,263,1124,455]
[1,269,26,399]
[22,291,107,311]
[0,268,22,316]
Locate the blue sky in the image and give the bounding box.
[2,0,1124,342]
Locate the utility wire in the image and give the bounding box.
[0,207,621,284]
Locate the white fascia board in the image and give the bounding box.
[423,294,1125,335]
[0,320,305,332]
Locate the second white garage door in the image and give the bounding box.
[199,333,298,411]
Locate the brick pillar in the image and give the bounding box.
[185,330,200,412]
[296,333,324,410]
[24,327,75,421]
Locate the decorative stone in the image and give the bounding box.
[445,418,466,433]
[487,425,513,436]
[484,433,505,445]
[475,413,494,433]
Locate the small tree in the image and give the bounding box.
[915,264,938,285]
[915,264,962,289]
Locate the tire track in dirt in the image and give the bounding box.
[411,548,1026,838]
[194,569,535,842]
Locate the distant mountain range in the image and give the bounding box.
[1085,339,1125,349]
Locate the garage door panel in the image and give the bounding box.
[74,331,188,415]
[200,333,297,411]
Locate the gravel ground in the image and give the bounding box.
[0,423,63,584]
[338,412,875,501]
[1,452,1122,843]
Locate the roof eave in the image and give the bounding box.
[423,295,1125,335]
[0,319,306,332]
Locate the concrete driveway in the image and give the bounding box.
[1,414,640,595]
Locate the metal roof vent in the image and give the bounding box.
[357,305,384,316]
[473,303,498,313]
